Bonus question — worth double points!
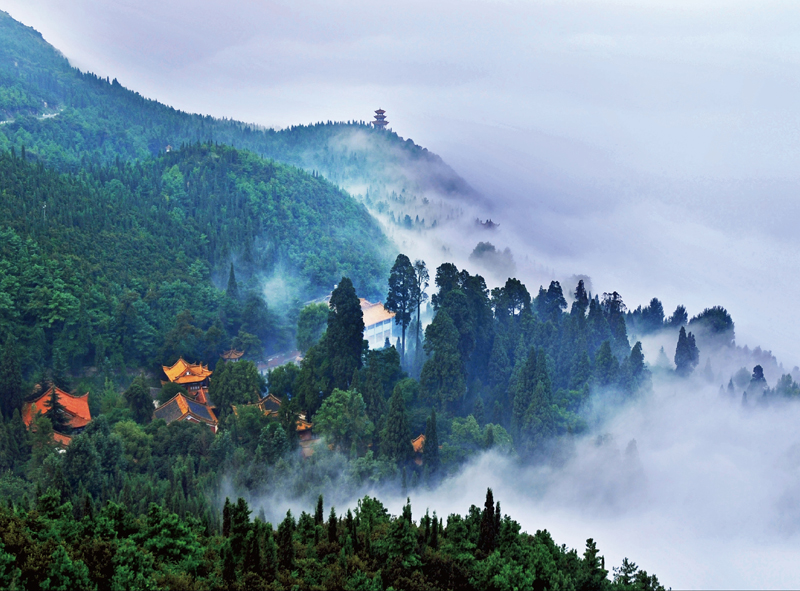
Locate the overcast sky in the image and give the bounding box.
[6,1,800,586]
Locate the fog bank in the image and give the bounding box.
[386,375,800,589]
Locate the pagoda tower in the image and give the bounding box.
[372,108,389,130]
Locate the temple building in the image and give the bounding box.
[22,385,92,446]
[372,108,388,130]
[153,393,219,432]
[162,357,213,403]
[361,298,400,349]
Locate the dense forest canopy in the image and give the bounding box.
[0,142,390,376]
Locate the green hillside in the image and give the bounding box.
[0,142,390,372]
[0,11,476,205]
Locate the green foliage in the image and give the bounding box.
[0,336,22,419]
[380,385,413,464]
[123,376,152,424]
[313,388,374,453]
[385,254,416,360]
[267,363,300,399]
[689,306,735,347]
[157,382,187,405]
[42,386,71,434]
[326,278,366,391]
[420,310,465,410]
[297,303,329,353]
[208,360,265,417]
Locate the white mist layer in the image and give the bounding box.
[379,378,800,589]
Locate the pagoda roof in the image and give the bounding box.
[162,357,212,383]
[22,386,92,431]
[375,109,386,114]
[412,433,426,453]
[154,393,218,428]
[360,298,395,327]
[221,349,245,360]
[260,393,283,414]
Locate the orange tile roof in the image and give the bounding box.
[360,298,395,327]
[412,434,426,453]
[22,386,91,431]
[53,432,72,446]
[221,349,245,360]
[162,357,212,383]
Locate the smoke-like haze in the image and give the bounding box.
[6,1,800,586]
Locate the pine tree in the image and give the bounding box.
[423,408,440,473]
[674,326,700,377]
[222,497,232,536]
[327,507,338,544]
[315,495,324,525]
[477,488,496,553]
[124,375,153,424]
[419,310,465,410]
[473,396,485,427]
[277,510,295,571]
[44,386,72,434]
[226,263,239,301]
[326,277,365,391]
[380,386,413,464]
[385,254,416,362]
[0,336,22,419]
[579,538,609,591]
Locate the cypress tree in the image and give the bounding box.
[327,507,338,544]
[380,386,413,464]
[385,254,415,361]
[226,263,239,300]
[0,336,22,419]
[315,494,324,525]
[326,277,365,391]
[477,488,496,553]
[430,512,439,549]
[222,497,232,537]
[277,510,295,571]
[674,326,700,377]
[44,386,72,434]
[423,408,440,473]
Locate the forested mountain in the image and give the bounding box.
[0,142,389,374]
[0,11,476,211]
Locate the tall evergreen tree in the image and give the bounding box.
[277,510,295,571]
[385,254,416,362]
[674,326,700,377]
[226,263,239,301]
[380,385,413,464]
[315,495,324,525]
[477,488,497,554]
[44,386,72,434]
[571,279,590,317]
[124,375,153,424]
[0,336,22,419]
[419,310,465,410]
[326,277,365,391]
[412,259,429,374]
[423,408,440,473]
